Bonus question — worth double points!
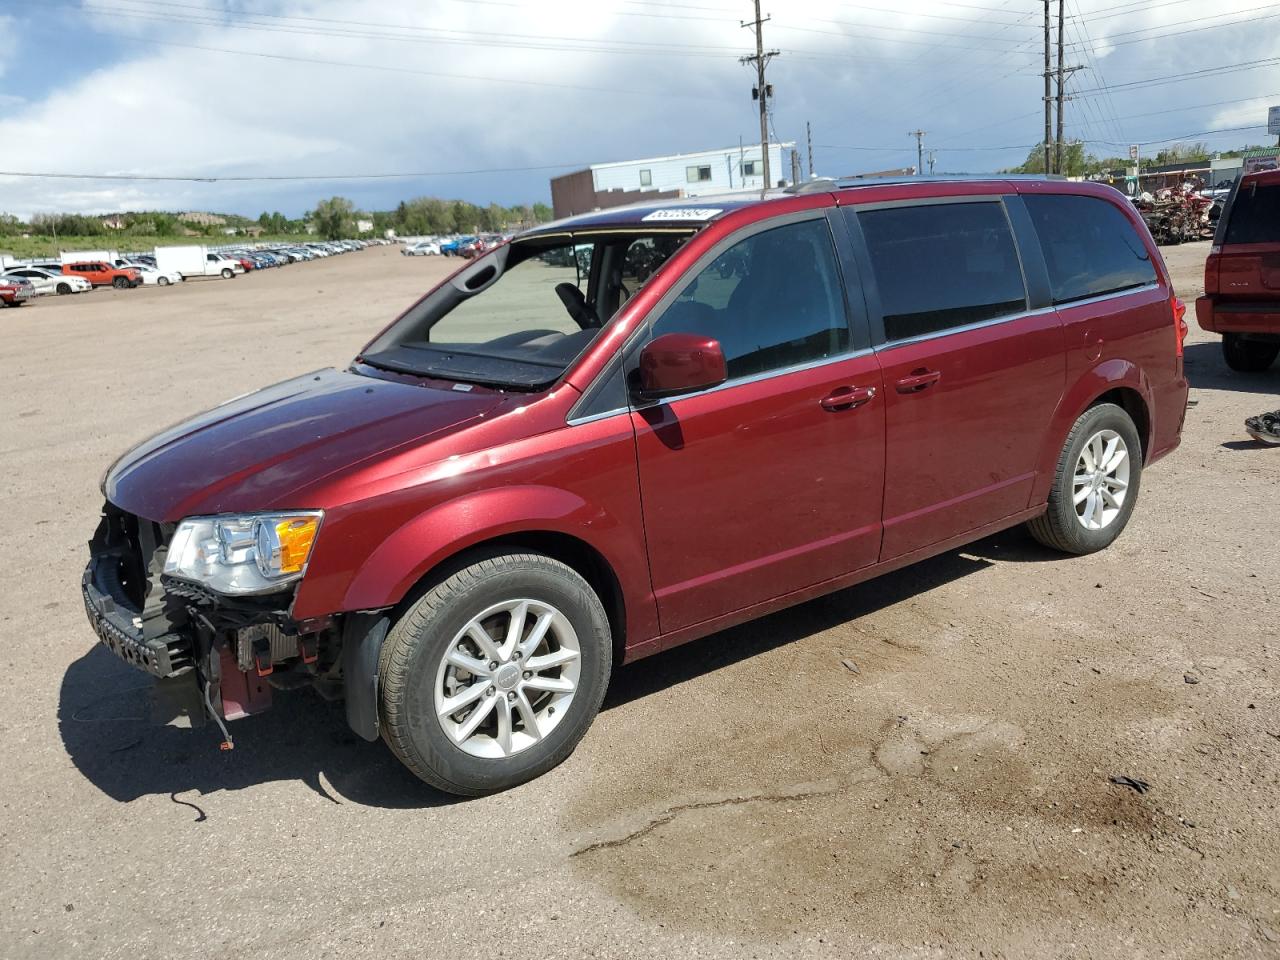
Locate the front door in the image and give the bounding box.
[845,199,1065,559]
[630,213,886,634]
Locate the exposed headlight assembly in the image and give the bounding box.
[164,511,323,596]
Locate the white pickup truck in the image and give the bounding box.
[155,245,246,280]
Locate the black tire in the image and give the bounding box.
[55,283,71,295]
[158,276,170,286]
[1222,333,1279,373]
[221,267,234,279]
[112,276,128,289]
[1026,402,1143,555]
[379,552,612,795]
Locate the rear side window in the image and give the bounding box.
[1225,181,1280,245]
[854,202,1026,342]
[651,218,850,379]
[1023,194,1157,304]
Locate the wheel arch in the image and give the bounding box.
[1030,359,1155,507]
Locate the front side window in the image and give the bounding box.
[650,218,850,380]
[1225,181,1280,245]
[1023,194,1157,303]
[855,202,1026,342]
[686,165,712,183]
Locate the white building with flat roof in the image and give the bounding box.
[595,142,793,196]
[551,142,796,218]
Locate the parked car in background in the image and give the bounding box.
[63,261,141,288]
[1195,169,1280,372]
[82,177,1189,795]
[0,276,35,306]
[134,265,183,286]
[2,267,91,296]
[404,240,441,256]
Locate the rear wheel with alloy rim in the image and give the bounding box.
[379,552,611,795]
[1027,402,1143,555]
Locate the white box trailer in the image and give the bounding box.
[61,249,119,265]
[155,244,244,279]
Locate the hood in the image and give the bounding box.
[105,367,505,522]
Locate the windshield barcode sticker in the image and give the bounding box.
[641,208,723,222]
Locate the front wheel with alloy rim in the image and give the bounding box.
[378,552,612,795]
[1026,402,1143,555]
[55,282,71,295]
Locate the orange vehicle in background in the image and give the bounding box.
[62,261,142,289]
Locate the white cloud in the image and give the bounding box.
[0,0,1277,217]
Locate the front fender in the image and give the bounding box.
[1029,358,1154,507]
[337,484,635,614]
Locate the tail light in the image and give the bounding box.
[1204,246,1221,295]
[1171,295,1188,357]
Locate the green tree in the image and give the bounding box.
[532,202,553,222]
[311,196,355,239]
[1005,141,1088,177]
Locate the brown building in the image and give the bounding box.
[550,169,681,220]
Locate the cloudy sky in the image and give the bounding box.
[0,0,1276,218]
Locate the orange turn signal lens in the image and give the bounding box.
[273,516,319,574]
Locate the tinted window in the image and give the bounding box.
[856,202,1026,341]
[1225,182,1280,245]
[651,218,849,380]
[1023,194,1157,303]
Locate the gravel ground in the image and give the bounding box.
[0,241,1277,960]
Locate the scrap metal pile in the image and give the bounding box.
[1133,179,1216,245]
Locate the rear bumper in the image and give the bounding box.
[1196,296,1280,334]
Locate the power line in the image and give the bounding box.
[1073,56,1280,95]
[0,163,595,183]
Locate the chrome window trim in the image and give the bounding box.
[566,346,876,425]
[875,281,1162,353]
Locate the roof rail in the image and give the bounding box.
[785,173,1067,195]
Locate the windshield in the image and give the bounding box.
[361,231,692,388]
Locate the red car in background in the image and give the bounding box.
[0,277,34,307]
[62,261,142,289]
[83,177,1188,795]
[1196,169,1280,372]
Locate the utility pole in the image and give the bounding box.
[909,129,926,175]
[806,120,814,179]
[740,1,778,195]
[1043,0,1052,174]
[1055,0,1065,175]
[928,150,937,175]
[790,148,802,185]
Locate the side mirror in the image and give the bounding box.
[635,332,728,400]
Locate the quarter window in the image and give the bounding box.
[1023,194,1157,303]
[686,165,713,183]
[650,218,850,380]
[855,202,1027,342]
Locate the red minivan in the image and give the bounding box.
[83,177,1188,794]
[1196,169,1280,371]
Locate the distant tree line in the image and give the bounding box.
[1005,140,1275,177]
[0,195,556,242]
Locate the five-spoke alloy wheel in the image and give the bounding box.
[1027,402,1143,555]
[434,599,581,759]
[379,551,611,795]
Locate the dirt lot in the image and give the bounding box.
[1,242,1277,960]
